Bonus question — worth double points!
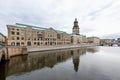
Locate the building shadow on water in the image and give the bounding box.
[0,47,98,80]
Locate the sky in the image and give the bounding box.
[0,0,120,38]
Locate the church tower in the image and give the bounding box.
[72,18,80,35]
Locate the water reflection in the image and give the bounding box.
[72,50,80,72]
[0,47,97,80]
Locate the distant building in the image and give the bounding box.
[100,39,113,44]
[117,38,120,42]
[117,38,120,40]
[7,23,71,46]
[80,35,87,44]
[0,32,7,47]
[87,37,100,45]
[0,33,2,46]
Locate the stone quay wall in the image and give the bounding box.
[28,44,97,53]
[8,46,27,57]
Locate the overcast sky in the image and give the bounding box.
[0,0,120,38]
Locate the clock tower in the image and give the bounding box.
[72,18,80,35]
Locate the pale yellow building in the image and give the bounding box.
[0,32,7,47]
[87,37,100,45]
[7,23,71,46]
[100,39,113,44]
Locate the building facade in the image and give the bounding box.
[100,39,113,44]
[0,33,7,47]
[0,33,2,45]
[7,23,71,46]
[87,37,100,45]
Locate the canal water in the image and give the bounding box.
[0,46,120,80]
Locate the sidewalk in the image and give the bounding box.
[28,44,97,53]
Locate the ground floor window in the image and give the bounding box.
[16,42,20,46]
[27,41,31,46]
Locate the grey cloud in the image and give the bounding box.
[87,0,116,20]
[101,33,120,39]
[0,0,120,37]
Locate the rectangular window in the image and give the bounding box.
[21,37,24,40]
[17,32,19,35]
[28,34,31,40]
[21,42,24,45]
[16,42,20,46]
[17,37,19,40]
[34,42,36,45]
[38,42,40,45]
[34,38,36,40]
[12,36,14,40]
[57,34,60,39]
[17,29,19,31]
[11,31,15,35]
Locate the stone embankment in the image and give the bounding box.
[8,46,27,57]
[28,44,97,53]
[0,44,97,62]
[0,46,27,62]
[0,48,8,62]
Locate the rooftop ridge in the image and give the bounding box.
[16,23,47,29]
[56,29,65,32]
[7,23,66,34]
[16,23,66,33]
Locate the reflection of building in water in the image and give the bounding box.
[72,48,96,72]
[72,50,80,72]
[1,50,72,77]
[72,48,87,72]
[0,47,97,79]
[0,63,7,80]
[87,48,98,53]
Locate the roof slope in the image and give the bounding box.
[7,23,66,34]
